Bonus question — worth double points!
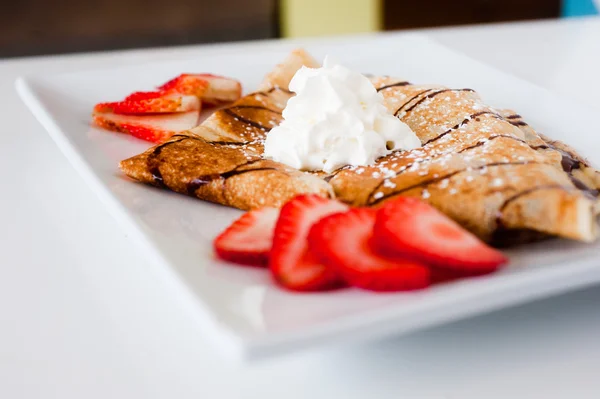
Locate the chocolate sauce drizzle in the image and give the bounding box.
[186,160,275,195]
[393,89,437,116]
[145,135,259,190]
[531,141,599,197]
[223,87,290,131]
[222,109,275,131]
[369,161,543,205]
[491,184,569,245]
[206,140,249,146]
[323,166,351,182]
[424,111,500,145]
[509,120,528,127]
[228,105,282,114]
[376,81,411,92]
[457,134,528,153]
[497,184,567,215]
[168,134,249,147]
[147,136,189,187]
[397,88,475,116]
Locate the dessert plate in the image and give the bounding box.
[17,33,600,361]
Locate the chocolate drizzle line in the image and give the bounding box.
[223,109,275,131]
[376,81,411,92]
[147,136,189,187]
[145,135,261,190]
[400,88,475,116]
[323,165,351,182]
[533,140,599,197]
[186,159,275,195]
[171,133,253,147]
[424,111,499,145]
[369,161,544,205]
[249,86,294,102]
[457,134,528,153]
[497,184,567,214]
[394,89,437,116]
[506,114,521,120]
[228,105,282,114]
[509,120,528,127]
[491,184,569,246]
[207,140,251,146]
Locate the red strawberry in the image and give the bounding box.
[373,197,508,274]
[93,110,199,143]
[308,208,430,292]
[270,195,348,292]
[158,74,242,106]
[158,74,209,97]
[123,91,163,101]
[214,207,280,267]
[94,91,200,114]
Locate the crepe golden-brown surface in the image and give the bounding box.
[120,50,333,210]
[120,50,600,245]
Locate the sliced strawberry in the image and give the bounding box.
[123,91,163,101]
[198,74,242,105]
[93,110,199,143]
[270,195,348,292]
[373,197,508,274]
[429,268,477,284]
[94,91,200,114]
[158,73,242,106]
[214,207,280,267]
[158,74,208,97]
[308,208,430,292]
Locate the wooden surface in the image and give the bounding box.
[384,0,560,30]
[1,0,276,57]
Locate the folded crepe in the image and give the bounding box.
[120,50,332,210]
[327,76,600,243]
[120,50,600,244]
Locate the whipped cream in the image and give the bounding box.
[263,57,420,173]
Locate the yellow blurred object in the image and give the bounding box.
[280,0,382,38]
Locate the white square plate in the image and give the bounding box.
[17,33,600,361]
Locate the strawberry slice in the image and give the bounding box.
[93,110,199,143]
[158,74,242,106]
[270,195,348,292]
[373,197,508,274]
[94,91,200,114]
[308,208,430,291]
[214,207,280,267]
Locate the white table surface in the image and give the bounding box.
[2,16,600,399]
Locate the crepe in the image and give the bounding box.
[324,76,600,243]
[120,50,332,210]
[120,50,600,244]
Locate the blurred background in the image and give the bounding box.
[2,0,598,58]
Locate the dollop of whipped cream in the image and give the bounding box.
[263,57,420,173]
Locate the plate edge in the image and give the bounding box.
[15,76,249,364]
